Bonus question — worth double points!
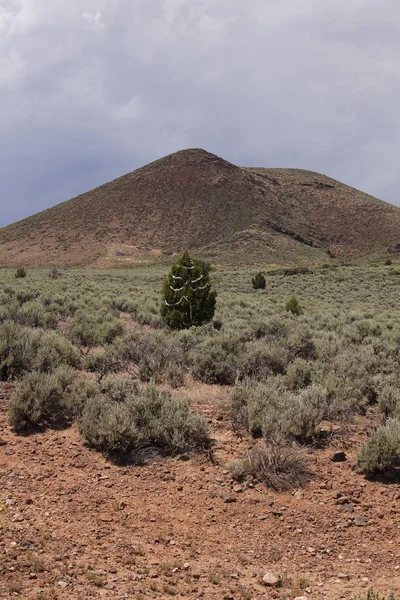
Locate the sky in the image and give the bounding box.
[1,0,400,227]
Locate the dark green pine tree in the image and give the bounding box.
[252,271,266,290]
[160,251,217,329]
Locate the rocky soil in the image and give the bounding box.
[1,381,400,600]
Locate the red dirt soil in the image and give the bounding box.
[1,381,400,600]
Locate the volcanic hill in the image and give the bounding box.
[1,148,399,266]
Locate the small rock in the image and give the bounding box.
[338,504,354,514]
[331,451,347,462]
[293,491,303,499]
[233,484,243,493]
[295,597,309,600]
[99,513,113,522]
[58,581,69,589]
[222,495,236,504]
[13,513,24,522]
[105,582,116,590]
[355,515,368,527]
[332,490,342,499]
[262,571,282,587]
[337,572,351,580]
[0,437,7,446]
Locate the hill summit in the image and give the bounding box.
[1,148,399,266]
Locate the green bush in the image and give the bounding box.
[69,309,125,349]
[160,251,217,329]
[378,385,400,419]
[286,329,317,362]
[286,358,313,389]
[357,418,400,475]
[78,385,210,457]
[252,272,266,290]
[15,267,27,279]
[285,296,303,316]
[230,437,312,491]
[237,340,289,380]
[0,322,80,380]
[231,381,327,443]
[85,345,129,381]
[8,367,75,430]
[117,330,185,383]
[190,336,239,385]
[64,377,99,419]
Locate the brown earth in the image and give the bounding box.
[1,148,400,267]
[1,381,400,600]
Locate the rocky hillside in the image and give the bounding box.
[1,148,399,266]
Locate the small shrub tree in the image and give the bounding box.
[252,272,266,290]
[285,296,303,316]
[15,268,27,279]
[160,251,217,329]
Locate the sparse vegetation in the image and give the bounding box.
[360,589,395,600]
[230,437,312,491]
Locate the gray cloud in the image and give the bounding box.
[1,0,400,227]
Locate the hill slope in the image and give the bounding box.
[1,148,399,266]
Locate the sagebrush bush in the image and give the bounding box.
[78,384,210,456]
[8,367,75,430]
[69,309,125,349]
[231,381,327,443]
[230,437,312,491]
[85,345,129,381]
[64,377,99,418]
[15,267,27,279]
[287,329,317,361]
[0,322,79,380]
[378,385,400,419]
[190,336,239,385]
[357,418,400,475]
[237,339,289,380]
[286,358,313,389]
[118,330,185,382]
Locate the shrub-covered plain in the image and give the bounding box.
[2,262,400,476]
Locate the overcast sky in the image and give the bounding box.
[1,0,400,227]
